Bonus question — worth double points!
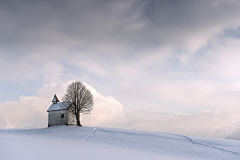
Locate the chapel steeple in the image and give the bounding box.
[52,94,60,104]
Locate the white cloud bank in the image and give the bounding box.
[1,82,240,138]
[0,82,126,129]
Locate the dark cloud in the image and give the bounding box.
[1,0,238,53]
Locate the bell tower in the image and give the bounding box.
[52,94,60,104]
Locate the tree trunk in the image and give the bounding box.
[76,112,82,126]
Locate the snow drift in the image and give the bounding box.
[0,126,240,160]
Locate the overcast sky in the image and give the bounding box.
[1,0,240,137]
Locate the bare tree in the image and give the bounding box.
[62,81,94,126]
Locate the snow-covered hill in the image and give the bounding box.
[1,126,240,160]
[214,126,240,141]
[214,126,238,138]
[226,131,240,141]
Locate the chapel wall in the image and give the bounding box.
[67,111,77,126]
[48,110,68,127]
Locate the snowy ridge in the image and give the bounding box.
[1,126,240,160]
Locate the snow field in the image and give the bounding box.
[0,126,240,160]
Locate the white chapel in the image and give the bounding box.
[47,95,76,127]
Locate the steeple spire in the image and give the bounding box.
[52,94,60,104]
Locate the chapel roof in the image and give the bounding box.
[47,102,71,112]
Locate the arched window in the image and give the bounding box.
[61,114,64,118]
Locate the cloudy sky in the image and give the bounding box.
[1,0,240,138]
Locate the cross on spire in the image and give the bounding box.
[52,94,60,104]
